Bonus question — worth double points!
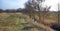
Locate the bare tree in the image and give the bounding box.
[23,0,52,23]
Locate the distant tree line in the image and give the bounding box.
[0,8,22,13]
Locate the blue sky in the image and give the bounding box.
[0,0,59,11]
[0,0,28,9]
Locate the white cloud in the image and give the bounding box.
[42,0,58,11]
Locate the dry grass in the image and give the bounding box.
[0,12,58,31]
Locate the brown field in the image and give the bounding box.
[0,12,59,31]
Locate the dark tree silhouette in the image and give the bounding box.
[5,9,9,13]
[16,8,22,12]
[0,9,3,13]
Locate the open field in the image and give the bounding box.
[0,12,59,31]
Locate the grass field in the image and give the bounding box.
[0,12,59,31]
